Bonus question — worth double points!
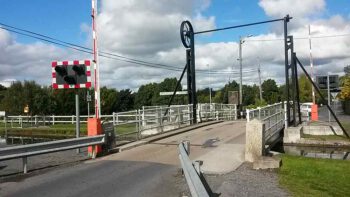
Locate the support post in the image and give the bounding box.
[293,53,302,124]
[327,74,331,122]
[247,109,250,122]
[194,161,202,174]
[190,32,197,124]
[186,49,192,106]
[76,93,80,153]
[23,157,28,174]
[284,15,290,126]
[183,140,190,155]
[4,115,7,141]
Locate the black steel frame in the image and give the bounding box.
[176,15,292,124]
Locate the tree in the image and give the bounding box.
[298,74,313,102]
[116,89,135,112]
[242,84,259,106]
[339,75,350,100]
[278,84,286,101]
[197,88,210,103]
[0,84,7,110]
[152,78,179,106]
[101,87,118,114]
[222,80,239,104]
[134,83,157,109]
[262,79,279,104]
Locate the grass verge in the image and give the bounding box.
[302,134,350,141]
[279,155,350,197]
[0,123,137,137]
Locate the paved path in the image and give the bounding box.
[0,121,246,197]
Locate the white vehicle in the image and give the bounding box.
[300,102,313,116]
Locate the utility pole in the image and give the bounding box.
[309,25,316,104]
[257,58,262,100]
[327,74,331,122]
[239,36,243,112]
[208,64,212,104]
[238,35,252,116]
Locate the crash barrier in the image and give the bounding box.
[178,141,211,197]
[0,135,105,174]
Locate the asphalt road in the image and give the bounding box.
[0,121,246,197]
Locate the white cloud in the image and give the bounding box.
[0,29,88,86]
[0,0,349,93]
[259,0,325,18]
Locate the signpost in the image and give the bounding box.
[0,111,6,141]
[52,60,91,153]
[317,74,339,122]
[160,91,187,96]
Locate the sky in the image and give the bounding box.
[0,0,349,90]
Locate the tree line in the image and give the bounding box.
[0,74,344,116]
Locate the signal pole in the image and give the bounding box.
[309,25,316,104]
[92,0,101,118]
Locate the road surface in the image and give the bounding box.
[0,121,246,197]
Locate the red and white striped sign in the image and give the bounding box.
[51,60,92,89]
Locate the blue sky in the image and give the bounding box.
[0,0,349,45]
[0,0,349,89]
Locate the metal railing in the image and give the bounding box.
[2,103,237,145]
[3,103,236,126]
[197,103,237,122]
[246,102,283,122]
[0,135,105,173]
[178,141,210,197]
[246,102,285,143]
[115,105,193,142]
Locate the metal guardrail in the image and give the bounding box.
[178,141,210,197]
[0,135,105,173]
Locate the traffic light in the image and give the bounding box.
[52,60,91,89]
[72,65,85,76]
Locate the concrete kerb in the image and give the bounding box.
[115,120,224,152]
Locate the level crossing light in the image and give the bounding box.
[238,34,253,117]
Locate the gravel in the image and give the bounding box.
[200,162,289,197]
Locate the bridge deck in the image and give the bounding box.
[0,121,246,197]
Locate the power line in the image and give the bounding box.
[0,26,184,72]
[0,22,249,74]
[0,22,284,76]
[0,22,183,70]
[245,33,350,42]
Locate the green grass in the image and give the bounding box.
[0,123,136,137]
[302,134,350,141]
[342,121,350,134]
[115,123,137,135]
[279,155,350,197]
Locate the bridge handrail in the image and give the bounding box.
[3,103,236,143]
[0,135,105,173]
[178,141,210,197]
[246,102,283,122]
